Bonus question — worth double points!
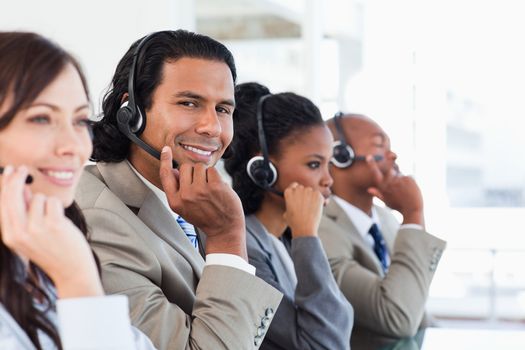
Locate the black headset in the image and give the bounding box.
[331,112,383,168]
[246,95,283,196]
[116,32,178,168]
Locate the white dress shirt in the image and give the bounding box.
[58,295,155,349]
[332,196,424,267]
[129,161,255,275]
[0,286,155,350]
[333,196,386,252]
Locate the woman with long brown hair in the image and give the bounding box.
[0,32,155,350]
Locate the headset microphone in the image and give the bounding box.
[246,95,283,197]
[331,112,384,168]
[116,32,178,169]
[0,167,34,184]
[117,102,177,168]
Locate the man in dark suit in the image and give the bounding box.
[76,30,282,350]
[319,113,446,349]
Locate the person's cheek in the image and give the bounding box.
[223,121,234,147]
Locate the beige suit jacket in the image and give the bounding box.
[75,161,282,350]
[318,199,446,348]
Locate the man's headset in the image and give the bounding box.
[116,32,178,168]
[246,95,283,196]
[331,112,383,168]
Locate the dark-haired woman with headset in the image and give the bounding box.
[224,82,353,350]
[0,32,155,350]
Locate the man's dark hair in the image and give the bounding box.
[224,82,324,215]
[91,30,237,162]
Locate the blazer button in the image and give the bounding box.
[257,326,266,337]
[265,307,275,318]
[254,335,262,346]
[261,316,271,328]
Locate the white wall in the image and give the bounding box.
[1,0,195,114]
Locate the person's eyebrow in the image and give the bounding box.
[173,91,235,108]
[219,98,235,108]
[174,91,204,100]
[371,132,386,142]
[28,102,90,113]
[307,154,327,161]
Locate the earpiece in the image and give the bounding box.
[331,112,383,168]
[116,29,150,137]
[246,155,278,188]
[115,32,177,168]
[246,95,283,196]
[117,101,145,136]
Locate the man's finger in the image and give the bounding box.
[159,146,180,202]
[367,187,385,202]
[206,166,222,184]
[192,163,207,186]
[178,163,194,189]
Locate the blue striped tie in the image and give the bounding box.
[176,215,199,250]
[369,223,389,272]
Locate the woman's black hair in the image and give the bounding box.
[91,29,237,163]
[224,82,324,214]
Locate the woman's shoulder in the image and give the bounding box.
[0,304,37,350]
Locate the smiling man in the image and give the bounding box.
[75,30,282,350]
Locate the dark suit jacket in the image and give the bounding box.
[319,200,446,349]
[75,161,283,350]
[245,215,353,350]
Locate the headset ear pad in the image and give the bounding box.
[116,103,134,135]
[116,101,146,136]
[246,156,278,188]
[131,107,146,135]
[331,140,355,168]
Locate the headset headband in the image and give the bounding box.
[127,32,157,118]
[334,111,347,145]
[257,94,272,167]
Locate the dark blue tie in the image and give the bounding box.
[176,215,199,250]
[368,223,389,272]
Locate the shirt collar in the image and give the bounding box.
[332,195,381,240]
[127,160,179,218]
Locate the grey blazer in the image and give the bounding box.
[245,215,353,350]
[318,200,446,349]
[75,161,283,350]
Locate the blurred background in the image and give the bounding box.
[2,0,525,330]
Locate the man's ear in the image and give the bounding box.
[121,93,129,105]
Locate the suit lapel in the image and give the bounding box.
[97,161,204,277]
[245,215,295,295]
[325,199,385,275]
[137,193,204,277]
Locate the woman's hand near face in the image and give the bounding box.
[283,182,324,238]
[0,165,103,299]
